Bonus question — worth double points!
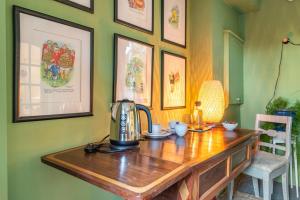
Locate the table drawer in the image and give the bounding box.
[199,159,227,198]
[231,147,247,171]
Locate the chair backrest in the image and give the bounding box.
[255,114,292,158]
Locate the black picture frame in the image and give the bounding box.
[113,33,154,108]
[161,0,187,48]
[55,0,94,13]
[114,0,154,34]
[13,6,94,122]
[161,50,186,110]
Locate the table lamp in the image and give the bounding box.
[198,80,225,123]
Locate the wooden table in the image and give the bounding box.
[42,128,255,200]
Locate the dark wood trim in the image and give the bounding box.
[113,33,154,108]
[13,6,94,122]
[161,0,187,48]
[114,0,154,34]
[161,50,186,110]
[54,0,94,14]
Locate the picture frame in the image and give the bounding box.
[114,0,154,34]
[161,51,186,110]
[13,6,94,122]
[161,0,187,48]
[55,0,94,13]
[113,34,154,108]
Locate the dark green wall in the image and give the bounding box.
[5,0,190,199]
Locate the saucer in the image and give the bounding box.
[168,128,176,134]
[143,130,172,139]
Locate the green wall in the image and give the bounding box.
[1,0,7,199]
[5,0,190,199]
[241,0,300,184]
[3,0,242,199]
[212,0,244,123]
[190,0,243,123]
[241,0,300,129]
[190,0,214,108]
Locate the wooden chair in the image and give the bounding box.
[273,134,299,198]
[243,114,292,200]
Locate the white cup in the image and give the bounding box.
[175,123,188,137]
[151,124,161,134]
[169,120,179,129]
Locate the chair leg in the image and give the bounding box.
[270,180,273,195]
[282,172,289,200]
[293,141,299,198]
[252,177,260,198]
[290,155,294,189]
[262,177,272,200]
[272,140,276,154]
[227,180,234,200]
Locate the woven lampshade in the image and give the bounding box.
[198,80,225,123]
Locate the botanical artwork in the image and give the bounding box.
[169,71,180,93]
[168,5,179,28]
[128,0,145,11]
[115,0,153,33]
[126,56,145,94]
[122,41,147,100]
[114,34,153,107]
[162,0,186,47]
[41,40,75,88]
[162,51,186,109]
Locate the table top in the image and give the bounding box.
[41,128,255,199]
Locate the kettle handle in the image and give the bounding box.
[136,104,152,133]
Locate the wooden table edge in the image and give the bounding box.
[41,130,255,199]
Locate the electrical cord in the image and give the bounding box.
[84,135,109,153]
[290,41,300,46]
[266,43,284,108]
[266,38,300,109]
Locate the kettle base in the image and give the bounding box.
[110,144,139,151]
[110,139,139,147]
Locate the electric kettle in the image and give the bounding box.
[110,99,152,146]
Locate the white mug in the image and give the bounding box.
[175,123,188,137]
[152,124,161,134]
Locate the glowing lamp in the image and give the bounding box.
[198,80,225,123]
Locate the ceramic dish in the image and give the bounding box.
[143,130,172,139]
[222,122,238,131]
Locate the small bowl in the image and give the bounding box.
[175,123,188,137]
[169,120,179,130]
[222,122,238,131]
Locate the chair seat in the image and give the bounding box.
[246,151,288,173]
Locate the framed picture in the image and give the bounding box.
[55,0,94,13]
[13,6,94,122]
[161,51,186,110]
[161,0,187,48]
[114,0,154,34]
[113,34,154,107]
